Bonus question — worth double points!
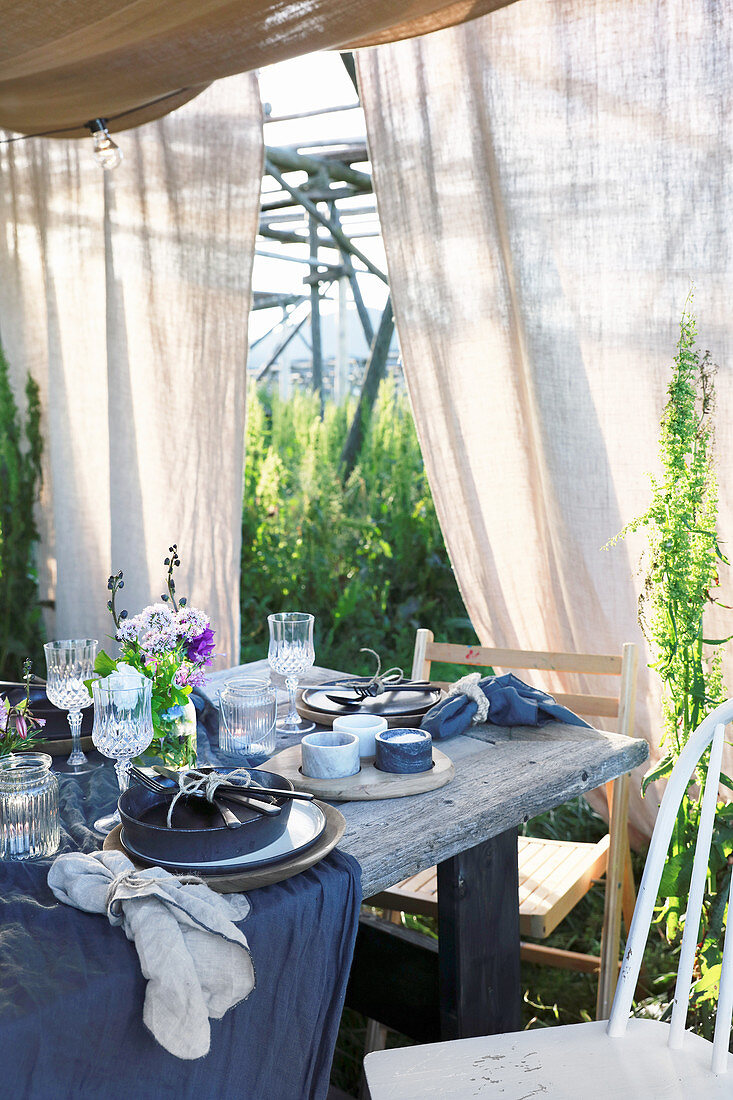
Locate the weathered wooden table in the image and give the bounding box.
[203,662,649,1041]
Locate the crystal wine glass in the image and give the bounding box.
[91,678,154,834]
[267,612,315,733]
[44,639,99,772]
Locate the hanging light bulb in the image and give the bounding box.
[85,118,122,170]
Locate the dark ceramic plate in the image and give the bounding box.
[2,682,93,740]
[302,680,441,718]
[120,799,327,874]
[119,767,294,865]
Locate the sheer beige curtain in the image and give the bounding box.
[358,0,733,837]
[0,73,262,662]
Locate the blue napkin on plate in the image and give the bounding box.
[420,672,592,739]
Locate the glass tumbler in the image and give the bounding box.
[219,678,277,767]
[0,752,60,860]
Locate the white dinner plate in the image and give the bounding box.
[121,799,327,873]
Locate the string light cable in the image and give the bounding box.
[0,87,195,168]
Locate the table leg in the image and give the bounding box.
[437,828,521,1039]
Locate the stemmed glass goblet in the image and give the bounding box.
[44,639,99,772]
[91,678,154,835]
[267,612,315,733]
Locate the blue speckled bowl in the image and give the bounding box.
[375,727,433,774]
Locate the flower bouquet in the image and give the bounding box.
[0,659,47,754]
[92,546,216,767]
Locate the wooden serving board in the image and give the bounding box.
[102,800,345,893]
[261,744,454,801]
[295,694,430,730]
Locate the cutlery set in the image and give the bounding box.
[131,765,314,831]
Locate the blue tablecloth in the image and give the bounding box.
[0,694,362,1100]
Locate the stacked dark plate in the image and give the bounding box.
[298,679,442,727]
[119,768,328,876]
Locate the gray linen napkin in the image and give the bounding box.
[47,849,254,1060]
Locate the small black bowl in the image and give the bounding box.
[119,768,294,865]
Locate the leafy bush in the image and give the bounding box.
[0,341,43,679]
[241,381,476,674]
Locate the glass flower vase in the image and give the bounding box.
[137,699,198,769]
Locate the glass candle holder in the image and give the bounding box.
[219,678,277,767]
[0,752,60,860]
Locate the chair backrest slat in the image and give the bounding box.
[607,698,733,1075]
[421,639,624,677]
[668,722,725,1048]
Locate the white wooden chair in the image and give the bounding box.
[363,699,733,1098]
[367,630,639,1018]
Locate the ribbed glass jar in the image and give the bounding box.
[0,752,60,860]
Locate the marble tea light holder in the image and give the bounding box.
[332,713,388,760]
[375,727,433,774]
[301,730,361,779]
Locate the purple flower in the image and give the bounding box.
[0,700,8,732]
[187,626,216,665]
[15,714,27,739]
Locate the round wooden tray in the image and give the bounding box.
[262,743,454,801]
[296,693,430,730]
[102,799,345,893]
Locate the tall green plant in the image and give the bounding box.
[0,340,44,678]
[241,380,475,674]
[610,301,731,1035]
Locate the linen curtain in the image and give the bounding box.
[0,0,518,136]
[357,0,733,837]
[0,73,262,663]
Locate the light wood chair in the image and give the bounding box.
[366,629,639,1019]
[364,700,733,1098]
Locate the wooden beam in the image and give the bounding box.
[264,159,388,284]
[261,186,363,213]
[254,313,309,381]
[438,830,522,1039]
[309,214,323,408]
[340,297,393,478]
[267,145,372,192]
[329,203,374,347]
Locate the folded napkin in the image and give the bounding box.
[48,850,254,1060]
[420,671,592,739]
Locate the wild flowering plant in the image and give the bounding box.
[609,300,731,1036]
[93,546,217,766]
[0,658,46,754]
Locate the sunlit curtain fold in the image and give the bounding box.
[0,73,262,662]
[358,0,733,836]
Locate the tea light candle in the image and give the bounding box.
[375,727,433,774]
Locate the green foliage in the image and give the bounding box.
[612,299,731,1035]
[241,380,477,673]
[0,341,44,679]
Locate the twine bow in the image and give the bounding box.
[335,647,405,694]
[165,767,254,828]
[105,867,203,924]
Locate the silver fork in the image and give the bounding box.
[130,768,250,829]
